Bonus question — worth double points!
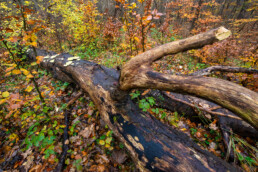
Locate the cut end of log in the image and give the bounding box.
[215,27,232,40]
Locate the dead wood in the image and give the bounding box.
[119,26,258,129]
[25,27,257,171]
[190,65,258,76]
[149,90,258,139]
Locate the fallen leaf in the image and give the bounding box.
[79,124,95,138]
[0,99,6,105]
[96,154,109,164]
[111,150,127,164]
[65,139,69,144]
[22,148,32,159]
[36,56,44,64]
[26,74,34,79]
[23,155,34,171]
[99,140,105,145]
[75,154,82,160]
[29,164,42,172]
[25,86,34,92]
[2,91,10,98]
[97,164,105,172]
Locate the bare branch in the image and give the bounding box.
[191,66,258,76]
[165,93,241,120]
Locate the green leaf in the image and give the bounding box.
[105,137,112,144]
[237,153,244,161]
[147,97,155,106]
[100,135,106,140]
[53,120,58,127]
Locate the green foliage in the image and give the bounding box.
[23,121,62,158]
[130,90,141,99]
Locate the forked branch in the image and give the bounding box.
[119,27,258,129]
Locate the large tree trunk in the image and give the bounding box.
[28,27,257,171]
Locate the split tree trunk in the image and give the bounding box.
[28,27,258,171]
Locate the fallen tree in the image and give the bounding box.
[28,27,258,171]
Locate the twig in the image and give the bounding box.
[165,93,242,120]
[208,106,221,111]
[54,91,83,172]
[66,91,83,107]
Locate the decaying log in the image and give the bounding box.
[27,51,238,171]
[26,27,258,171]
[119,27,258,129]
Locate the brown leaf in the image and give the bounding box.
[111,150,127,164]
[29,164,42,172]
[23,155,34,171]
[97,164,106,172]
[79,124,95,138]
[48,154,56,164]
[96,154,109,164]
[75,154,82,160]
[10,103,21,110]
[195,131,202,138]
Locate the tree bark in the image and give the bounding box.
[26,27,257,171]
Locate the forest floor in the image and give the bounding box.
[0,32,257,172]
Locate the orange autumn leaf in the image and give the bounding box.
[7,36,19,43]
[5,67,15,72]
[5,72,11,77]
[0,99,6,105]
[31,42,37,47]
[26,20,36,25]
[141,89,150,96]
[36,56,44,64]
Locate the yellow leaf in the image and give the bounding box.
[32,71,38,74]
[0,99,6,105]
[99,140,105,145]
[31,62,37,66]
[31,42,37,47]
[9,133,18,141]
[25,86,33,92]
[20,68,30,75]
[26,74,34,79]
[134,37,140,43]
[105,143,110,148]
[12,69,21,75]
[2,91,10,98]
